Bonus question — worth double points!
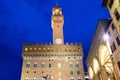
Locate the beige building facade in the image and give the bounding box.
[102,0,120,35]
[20,6,85,80]
[86,19,120,80]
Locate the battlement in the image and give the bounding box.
[23,42,83,53]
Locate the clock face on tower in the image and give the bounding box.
[55,38,62,44]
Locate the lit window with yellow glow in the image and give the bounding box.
[30,48,32,51]
[34,48,37,51]
[43,48,46,51]
[39,48,41,50]
[25,48,28,51]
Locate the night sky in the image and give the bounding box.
[0,0,110,80]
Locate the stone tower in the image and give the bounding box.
[52,6,64,44]
[20,5,85,80]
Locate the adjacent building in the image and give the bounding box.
[86,19,120,80]
[86,1,120,80]
[20,6,85,80]
[102,0,120,35]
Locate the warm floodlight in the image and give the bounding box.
[103,34,109,41]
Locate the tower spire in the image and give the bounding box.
[51,5,64,44]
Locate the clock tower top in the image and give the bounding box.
[51,5,64,44]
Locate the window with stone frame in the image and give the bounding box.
[110,42,116,53]
[34,63,37,68]
[26,62,30,68]
[114,8,120,20]
[70,71,74,75]
[49,63,51,68]
[41,63,45,68]
[77,71,80,75]
[76,62,80,68]
[116,36,120,46]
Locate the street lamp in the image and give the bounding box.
[103,34,109,41]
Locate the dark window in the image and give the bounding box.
[70,71,74,75]
[78,78,81,80]
[76,63,80,68]
[77,71,80,75]
[41,63,45,68]
[27,71,29,73]
[110,42,116,53]
[34,71,36,73]
[70,78,74,80]
[117,62,120,70]
[116,37,120,46]
[34,63,37,68]
[49,64,51,68]
[26,63,30,68]
[109,0,113,9]
[114,9,120,20]
[69,64,73,67]
[111,23,115,31]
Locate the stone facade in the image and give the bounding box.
[21,6,85,80]
[86,19,120,80]
[102,0,120,36]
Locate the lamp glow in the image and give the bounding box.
[103,34,109,41]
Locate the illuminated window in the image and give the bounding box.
[43,48,46,51]
[34,48,37,50]
[58,63,61,68]
[25,48,28,51]
[39,48,41,50]
[41,63,45,68]
[48,48,50,51]
[26,62,30,68]
[30,48,32,50]
[34,63,37,68]
[70,71,74,75]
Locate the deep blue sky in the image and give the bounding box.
[0,0,110,80]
